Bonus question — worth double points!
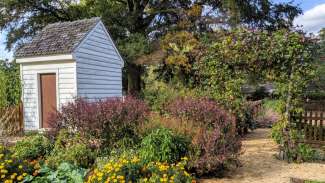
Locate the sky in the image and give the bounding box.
[1,0,325,61]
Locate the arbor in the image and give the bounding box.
[197,29,317,116]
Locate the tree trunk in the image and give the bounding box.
[127,63,142,95]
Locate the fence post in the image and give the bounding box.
[19,103,24,133]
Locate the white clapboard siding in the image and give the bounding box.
[21,60,76,130]
[75,22,123,99]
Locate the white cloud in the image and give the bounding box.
[294,3,325,34]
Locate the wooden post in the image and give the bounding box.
[321,112,324,141]
[19,102,24,133]
[304,111,308,140]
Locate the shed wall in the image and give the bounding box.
[21,60,76,130]
[74,23,123,99]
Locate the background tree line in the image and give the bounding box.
[0,0,302,94]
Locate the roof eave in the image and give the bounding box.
[16,54,74,64]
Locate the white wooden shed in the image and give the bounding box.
[15,18,124,130]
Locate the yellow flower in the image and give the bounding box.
[1,169,8,174]
[22,173,28,177]
[10,174,16,179]
[4,180,13,183]
[1,175,5,178]
[184,171,190,177]
[17,175,23,181]
[18,165,23,169]
[0,165,4,169]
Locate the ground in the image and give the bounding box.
[202,128,325,183]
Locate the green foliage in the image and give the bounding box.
[263,99,285,114]
[46,130,96,169]
[25,162,87,183]
[139,128,189,163]
[11,134,52,160]
[271,118,287,144]
[0,61,21,107]
[142,66,198,111]
[197,29,317,113]
[296,144,317,162]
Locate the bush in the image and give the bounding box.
[46,130,96,168]
[142,65,198,112]
[49,96,149,149]
[87,155,195,183]
[24,162,87,183]
[139,128,189,163]
[11,134,52,160]
[165,97,241,175]
[0,145,40,182]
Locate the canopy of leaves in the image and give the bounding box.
[196,29,317,112]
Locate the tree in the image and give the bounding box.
[0,0,302,93]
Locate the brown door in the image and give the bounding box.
[40,73,57,128]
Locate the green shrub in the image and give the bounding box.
[271,118,287,144]
[139,128,189,163]
[296,144,317,162]
[25,162,87,183]
[11,134,52,160]
[46,130,96,168]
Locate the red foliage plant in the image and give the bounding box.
[165,97,241,176]
[49,96,149,147]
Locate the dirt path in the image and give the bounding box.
[201,128,325,183]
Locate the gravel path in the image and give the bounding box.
[201,128,325,183]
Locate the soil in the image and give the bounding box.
[201,128,325,183]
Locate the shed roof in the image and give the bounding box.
[16,17,101,58]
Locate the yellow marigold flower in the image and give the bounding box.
[1,169,8,174]
[17,175,23,181]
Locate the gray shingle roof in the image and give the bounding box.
[16,17,101,57]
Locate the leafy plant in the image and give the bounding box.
[46,130,96,169]
[165,97,241,175]
[0,145,40,183]
[296,144,317,162]
[87,155,195,183]
[11,134,52,160]
[24,162,87,183]
[49,96,149,149]
[0,61,21,107]
[139,128,189,163]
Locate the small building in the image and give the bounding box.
[15,18,124,130]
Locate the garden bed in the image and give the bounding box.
[201,129,325,183]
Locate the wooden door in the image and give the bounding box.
[40,73,57,128]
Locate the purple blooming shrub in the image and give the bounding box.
[165,97,241,176]
[49,96,149,148]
